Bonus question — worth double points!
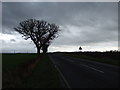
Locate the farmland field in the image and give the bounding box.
[2,53,38,69]
[2,53,62,88]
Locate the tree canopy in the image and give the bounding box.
[14,19,60,53]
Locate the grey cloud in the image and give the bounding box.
[0,2,2,34]
[10,39,16,42]
[2,2,108,32]
[2,0,119,2]
[2,2,117,27]
[2,2,118,51]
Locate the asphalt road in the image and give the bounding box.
[49,53,120,88]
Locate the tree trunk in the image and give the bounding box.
[42,45,49,53]
[37,47,40,54]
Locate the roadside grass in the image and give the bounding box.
[2,53,38,88]
[24,54,62,88]
[2,53,38,69]
[2,53,62,88]
[64,52,120,66]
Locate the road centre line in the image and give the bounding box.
[60,56,104,73]
[79,64,104,73]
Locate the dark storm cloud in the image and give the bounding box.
[2,2,118,47]
[2,2,96,29]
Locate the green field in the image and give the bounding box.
[64,52,120,66]
[3,53,38,69]
[2,53,62,88]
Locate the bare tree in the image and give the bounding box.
[14,19,60,54]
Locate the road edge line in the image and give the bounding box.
[48,54,71,88]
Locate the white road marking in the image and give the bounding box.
[79,64,104,73]
[60,56,104,73]
[49,55,71,88]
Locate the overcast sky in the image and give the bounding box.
[1,2,118,53]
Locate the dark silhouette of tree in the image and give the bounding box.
[42,44,49,53]
[79,46,82,51]
[14,19,60,54]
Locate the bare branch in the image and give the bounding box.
[14,19,60,53]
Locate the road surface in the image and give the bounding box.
[49,53,120,88]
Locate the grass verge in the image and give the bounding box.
[2,53,38,69]
[2,53,62,88]
[24,54,62,88]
